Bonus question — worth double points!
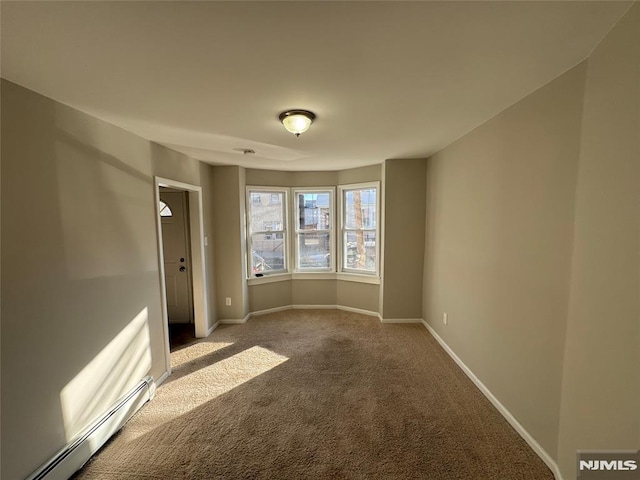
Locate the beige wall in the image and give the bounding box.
[337,281,380,313]
[245,166,382,188]
[292,279,336,306]
[422,6,640,474]
[249,279,338,313]
[248,281,293,312]
[557,5,640,479]
[422,64,586,458]
[0,80,215,480]
[248,280,380,314]
[338,164,382,184]
[383,159,426,319]
[245,168,295,187]
[152,143,202,186]
[199,162,219,330]
[238,167,250,319]
[211,166,247,320]
[245,169,338,187]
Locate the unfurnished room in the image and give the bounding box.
[1,2,638,480]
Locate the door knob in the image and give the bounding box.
[180,257,185,263]
[180,266,186,272]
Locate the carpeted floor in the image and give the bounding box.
[72,309,554,479]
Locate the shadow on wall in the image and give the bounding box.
[53,103,158,280]
[1,81,164,479]
[50,101,162,443]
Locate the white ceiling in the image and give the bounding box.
[1,1,631,171]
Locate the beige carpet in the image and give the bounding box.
[73,310,554,479]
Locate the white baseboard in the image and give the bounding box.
[334,305,380,318]
[205,321,220,336]
[219,314,250,324]
[421,321,563,480]
[291,304,336,310]
[246,304,381,320]
[155,370,170,388]
[380,317,424,324]
[251,305,292,317]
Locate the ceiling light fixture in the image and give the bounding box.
[279,110,316,137]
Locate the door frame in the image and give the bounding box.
[154,176,210,378]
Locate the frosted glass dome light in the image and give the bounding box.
[279,110,316,137]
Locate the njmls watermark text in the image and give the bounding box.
[578,450,639,479]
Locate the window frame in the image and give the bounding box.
[246,186,289,277]
[292,187,335,273]
[338,182,381,276]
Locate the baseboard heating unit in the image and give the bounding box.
[26,375,155,480]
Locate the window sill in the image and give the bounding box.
[336,272,381,285]
[247,272,381,285]
[292,272,337,280]
[247,273,292,286]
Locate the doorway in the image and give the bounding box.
[154,177,210,382]
[159,188,195,349]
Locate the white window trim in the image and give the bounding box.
[247,272,380,285]
[292,187,335,273]
[247,272,292,285]
[246,186,289,278]
[245,183,381,285]
[338,181,381,277]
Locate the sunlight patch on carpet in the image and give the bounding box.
[171,341,234,368]
[121,346,288,442]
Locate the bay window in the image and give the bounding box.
[246,182,379,280]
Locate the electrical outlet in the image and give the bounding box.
[225,297,232,306]
[443,312,448,325]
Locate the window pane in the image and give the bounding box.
[262,221,283,232]
[298,232,331,269]
[251,234,285,273]
[297,192,331,230]
[249,191,285,233]
[159,200,173,217]
[344,188,376,229]
[344,231,376,271]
